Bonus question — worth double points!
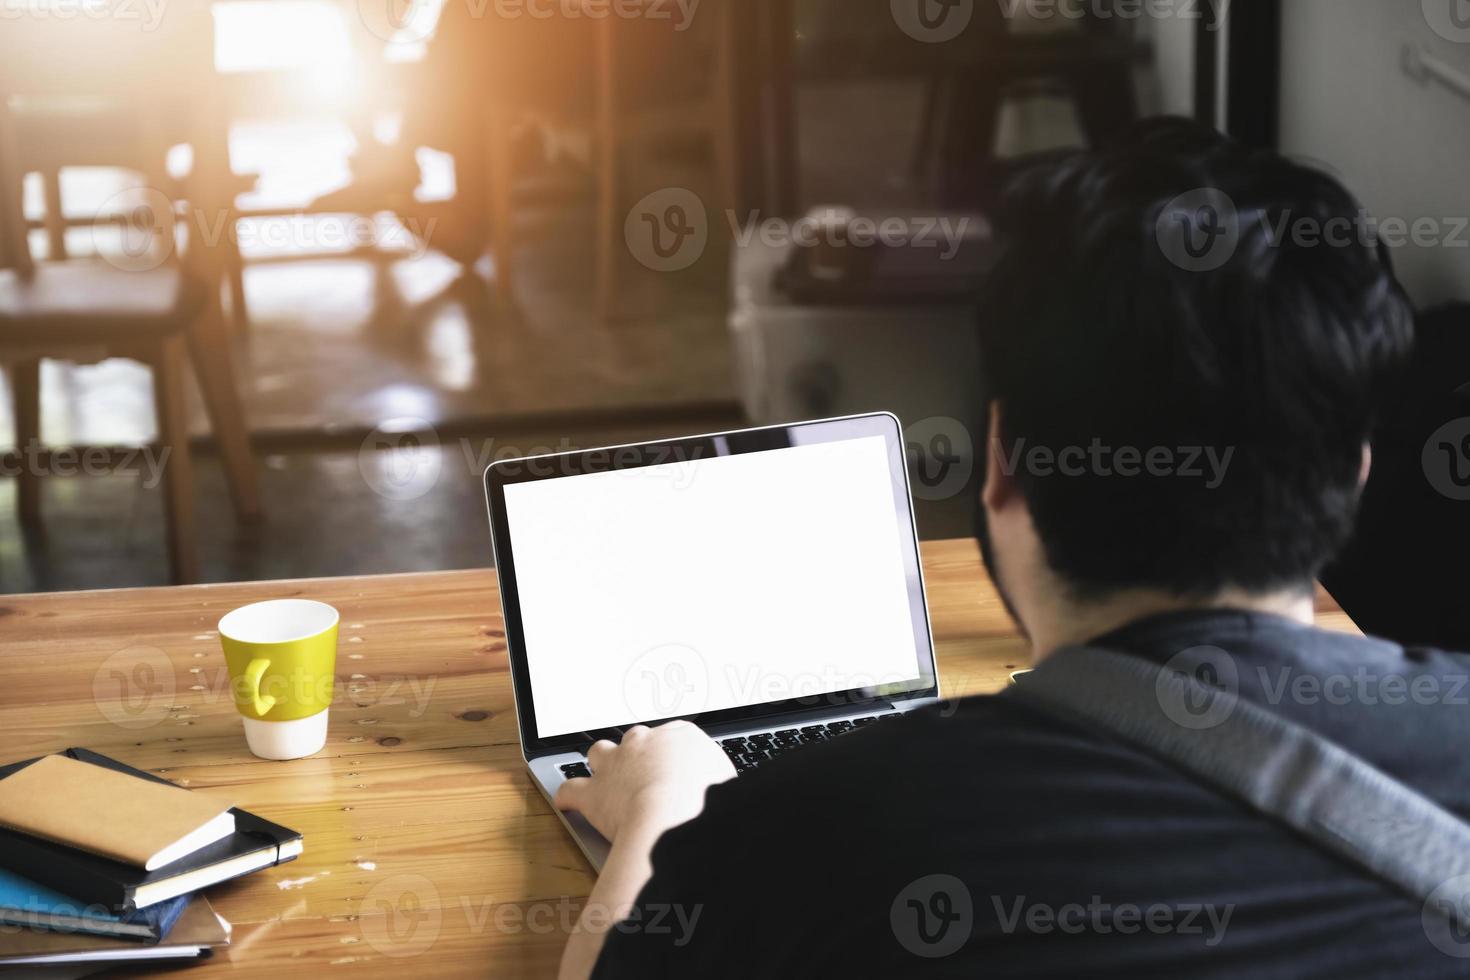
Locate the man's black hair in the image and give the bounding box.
[975,117,1414,600]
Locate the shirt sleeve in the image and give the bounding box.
[590,777,770,978]
[590,715,943,977]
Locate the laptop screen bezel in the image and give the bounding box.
[483,413,940,757]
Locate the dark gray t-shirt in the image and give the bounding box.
[593,610,1470,978]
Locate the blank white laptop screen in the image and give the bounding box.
[503,434,923,739]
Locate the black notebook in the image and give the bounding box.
[0,749,302,911]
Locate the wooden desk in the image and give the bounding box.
[0,540,1354,976]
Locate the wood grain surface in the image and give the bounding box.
[0,540,1355,976]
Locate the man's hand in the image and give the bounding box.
[553,722,735,980]
[554,721,736,843]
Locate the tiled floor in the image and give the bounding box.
[0,437,977,594]
[4,204,736,448]
[0,423,731,592]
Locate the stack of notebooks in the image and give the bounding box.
[0,748,303,969]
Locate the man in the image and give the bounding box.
[554,119,1470,977]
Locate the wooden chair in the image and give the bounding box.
[0,13,261,584]
[593,0,742,319]
[465,9,597,307]
[439,1,738,316]
[335,3,737,317]
[316,7,597,309]
[10,105,256,332]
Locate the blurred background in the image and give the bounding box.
[1,0,1467,598]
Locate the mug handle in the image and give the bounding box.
[244,658,278,716]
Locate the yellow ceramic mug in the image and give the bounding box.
[218,599,339,760]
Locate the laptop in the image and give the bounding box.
[483,413,940,869]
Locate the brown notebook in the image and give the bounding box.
[0,754,234,870]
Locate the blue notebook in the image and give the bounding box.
[0,868,189,943]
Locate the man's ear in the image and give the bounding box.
[1359,443,1372,490]
[982,402,1017,512]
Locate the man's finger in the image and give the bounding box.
[588,739,616,765]
[554,774,588,811]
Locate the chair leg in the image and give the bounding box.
[186,308,261,523]
[486,110,517,305]
[911,74,943,189]
[152,336,200,585]
[42,169,67,261]
[226,240,249,332]
[9,358,42,527]
[595,18,621,320]
[709,0,742,222]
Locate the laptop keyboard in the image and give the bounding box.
[558,715,892,781]
[719,716,885,773]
